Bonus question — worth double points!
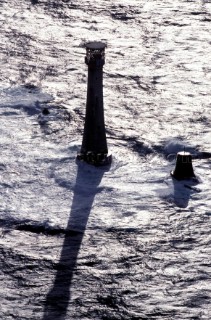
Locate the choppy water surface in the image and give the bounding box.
[0,1,211,319]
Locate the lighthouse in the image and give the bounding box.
[77,41,111,166]
[171,151,196,180]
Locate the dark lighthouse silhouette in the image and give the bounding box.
[77,41,111,166]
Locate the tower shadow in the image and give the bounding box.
[42,161,107,320]
[172,178,199,208]
[172,179,191,208]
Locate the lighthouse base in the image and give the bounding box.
[76,152,112,167]
[170,151,196,181]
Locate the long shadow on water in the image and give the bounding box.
[42,161,107,320]
[172,178,200,208]
[172,178,191,208]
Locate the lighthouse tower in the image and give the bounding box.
[77,41,111,166]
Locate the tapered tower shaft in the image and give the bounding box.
[78,42,111,166]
